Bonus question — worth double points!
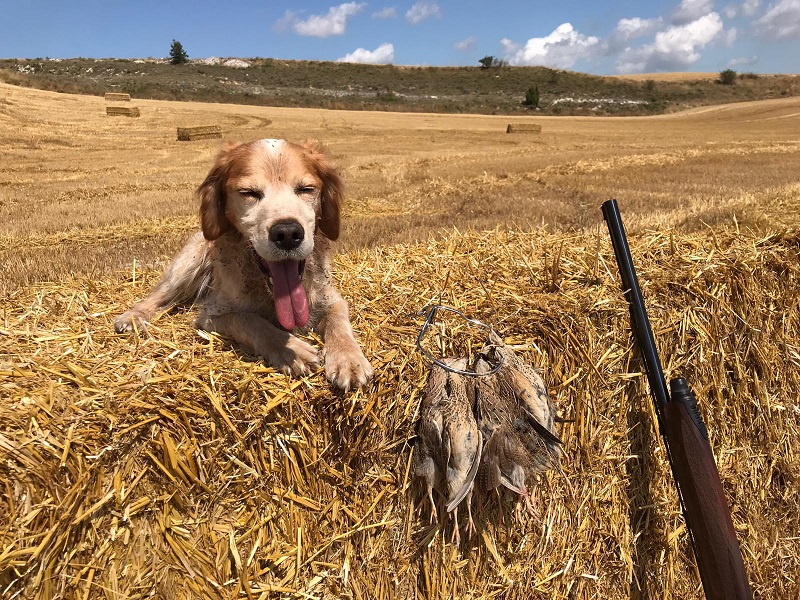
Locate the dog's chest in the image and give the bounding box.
[208,239,326,328]
[212,250,273,310]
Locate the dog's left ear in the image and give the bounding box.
[303,141,343,241]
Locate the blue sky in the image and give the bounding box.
[1,1,798,74]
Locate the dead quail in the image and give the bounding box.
[473,338,566,512]
[494,344,564,472]
[414,359,449,523]
[414,358,482,544]
[473,354,533,505]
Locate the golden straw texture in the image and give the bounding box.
[1,226,798,599]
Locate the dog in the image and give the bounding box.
[115,139,373,391]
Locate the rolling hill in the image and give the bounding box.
[2,57,799,116]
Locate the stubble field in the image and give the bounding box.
[1,82,799,599]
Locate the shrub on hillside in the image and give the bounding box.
[524,85,540,108]
[479,56,505,69]
[719,69,737,85]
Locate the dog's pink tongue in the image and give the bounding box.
[268,260,309,330]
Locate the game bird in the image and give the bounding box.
[472,335,565,515]
[414,358,482,544]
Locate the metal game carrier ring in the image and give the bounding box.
[415,305,504,377]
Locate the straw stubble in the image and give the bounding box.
[1,226,798,599]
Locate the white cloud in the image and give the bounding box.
[406,1,442,24]
[338,43,395,64]
[614,17,664,42]
[724,27,739,45]
[756,0,800,38]
[288,2,365,38]
[501,23,600,68]
[727,55,759,66]
[672,0,716,24]
[742,0,763,16]
[722,0,762,18]
[723,4,740,17]
[372,7,397,19]
[603,17,663,56]
[453,36,478,51]
[274,10,299,32]
[616,12,725,73]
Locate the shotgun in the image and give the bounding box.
[601,199,752,600]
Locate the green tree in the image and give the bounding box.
[719,69,737,85]
[479,55,495,69]
[169,39,188,65]
[524,85,540,108]
[479,55,506,69]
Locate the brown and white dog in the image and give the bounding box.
[115,139,373,391]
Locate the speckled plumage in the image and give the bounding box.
[413,328,570,543]
[414,358,481,543]
[473,340,564,505]
[414,334,568,540]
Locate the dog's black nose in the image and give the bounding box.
[269,220,305,250]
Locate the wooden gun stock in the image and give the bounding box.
[664,379,752,600]
[601,199,752,599]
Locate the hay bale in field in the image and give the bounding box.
[1,226,798,599]
[507,123,542,133]
[106,106,140,117]
[177,125,223,141]
[104,92,131,102]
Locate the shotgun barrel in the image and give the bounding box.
[601,198,752,600]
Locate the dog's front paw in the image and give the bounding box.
[324,343,373,392]
[267,336,321,377]
[114,310,149,333]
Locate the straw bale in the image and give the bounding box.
[106,106,140,117]
[104,92,131,102]
[177,125,223,142]
[1,226,798,599]
[507,123,542,134]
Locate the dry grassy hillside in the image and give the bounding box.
[612,72,720,81]
[6,58,798,117]
[1,84,799,599]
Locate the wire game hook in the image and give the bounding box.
[415,305,504,377]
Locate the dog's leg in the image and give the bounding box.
[115,232,210,333]
[198,312,321,376]
[319,294,373,391]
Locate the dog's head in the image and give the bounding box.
[197,139,343,329]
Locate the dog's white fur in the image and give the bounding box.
[115,139,373,391]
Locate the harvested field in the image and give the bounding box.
[1,82,799,599]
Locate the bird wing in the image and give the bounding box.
[507,367,563,446]
[498,472,525,495]
[421,363,448,409]
[445,428,482,513]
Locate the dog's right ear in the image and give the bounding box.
[198,142,240,240]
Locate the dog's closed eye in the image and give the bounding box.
[239,188,264,200]
[294,183,317,195]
